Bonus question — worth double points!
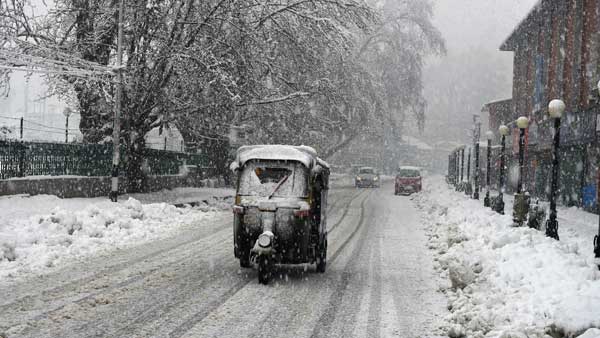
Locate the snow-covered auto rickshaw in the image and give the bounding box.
[230,145,330,284]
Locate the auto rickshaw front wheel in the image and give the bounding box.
[238,243,251,268]
[258,256,272,284]
[239,252,251,268]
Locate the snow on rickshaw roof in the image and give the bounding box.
[399,166,422,171]
[231,145,329,170]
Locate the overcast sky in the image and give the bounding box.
[418,0,539,143]
[432,0,539,54]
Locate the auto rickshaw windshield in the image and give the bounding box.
[238,160,308,198]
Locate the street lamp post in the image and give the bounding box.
[456,150,460,185]
[63,108,72,143]
[473,119,481,200]
[546,99,565,240]
[457,147,465,191]
[494,125,509,214]
[516,117,529,193]
[460,147,465,183]
[466,147,472,195]
[474,142,480,199]
[513,116,530,226]
[484,131,493,207]
[596,83,600,266]
[453,151,458,185]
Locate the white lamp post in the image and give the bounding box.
[484,130,494,207]
[516,116,529,194]
[494,124,510,214]
[546,99,565,240]
[513,116,530,226]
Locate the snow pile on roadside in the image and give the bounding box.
[414,176,600,338]
[0,198,221,280]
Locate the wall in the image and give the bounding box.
[0,173,224,198]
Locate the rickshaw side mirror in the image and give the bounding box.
[229,161,240,173]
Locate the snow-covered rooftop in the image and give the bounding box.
[399,166,421,171]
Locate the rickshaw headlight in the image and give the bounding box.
[257,233,272,248]
[356,176,361,181]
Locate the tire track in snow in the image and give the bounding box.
[309,189,372,338]
[328,188,369,234]
[0,218,232,312]
[10,188,368,338]
[168,189,371,338]
[366,223,383,338]
[2,224,233,336]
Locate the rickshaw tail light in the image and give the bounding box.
[294,209,310,218]
[233,205,244,214]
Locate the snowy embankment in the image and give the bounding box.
[415,176,600,338]
[0,188,233,281]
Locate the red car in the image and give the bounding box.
[395,166,422,195]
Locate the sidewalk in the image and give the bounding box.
[0,187,234,282]
[494,189,598,261]
[414,176,600,338]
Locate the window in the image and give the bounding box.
[398,169,420,177]
[359,168,375,174]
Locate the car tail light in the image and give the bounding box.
[294,209,310,218]
[233,205,244,214]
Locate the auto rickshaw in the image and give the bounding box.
[230,145,330,284]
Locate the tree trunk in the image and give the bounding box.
[75,84,112,143]
[125,134,148,193]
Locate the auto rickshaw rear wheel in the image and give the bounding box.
[258,256,272,284]
[316,239,327,273]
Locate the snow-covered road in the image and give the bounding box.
[0,183,447,338]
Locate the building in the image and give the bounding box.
[482,99,513,139]
[145,126,185,152]
[492,0,600,209]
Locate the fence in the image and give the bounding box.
[0,140,210,179]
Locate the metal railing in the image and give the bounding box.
[0,140,209,179]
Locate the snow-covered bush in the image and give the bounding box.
[0,197,220,280]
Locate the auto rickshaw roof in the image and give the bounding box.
[232,145,328,170]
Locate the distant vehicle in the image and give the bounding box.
[230,145,330,284]
[395,166,422,195]
[355,166,380,188]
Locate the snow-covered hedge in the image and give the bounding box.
[0,197,224,280]
[415,177,600,338]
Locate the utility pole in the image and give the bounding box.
[110,0,125,202]
[63,108,72,144]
